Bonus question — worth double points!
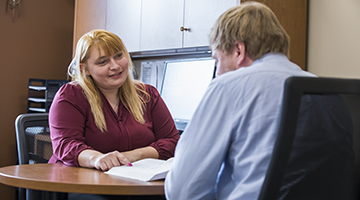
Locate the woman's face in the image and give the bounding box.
[84,46,129,93]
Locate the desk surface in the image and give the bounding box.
[0,163,165,195]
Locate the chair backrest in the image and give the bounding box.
[15,113,51,165]
[258,76,360,200]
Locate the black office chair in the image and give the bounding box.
[15,113,66,200]
[15,113,51,165]
[258,76,360,200]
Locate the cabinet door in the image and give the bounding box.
[106,0,141,52]
[141,0,184,51]
[183,0,239,48]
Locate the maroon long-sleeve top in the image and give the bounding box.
[48,82,179,166]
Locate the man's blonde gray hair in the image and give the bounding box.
[210,1,290,60]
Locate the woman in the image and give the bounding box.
[48,29,179,173]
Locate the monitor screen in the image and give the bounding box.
[160,58,216,131]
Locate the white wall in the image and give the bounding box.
[307,0,360,78]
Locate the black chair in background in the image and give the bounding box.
[15,113,66,200]
[15,113,51,165]
[258,77,360,200]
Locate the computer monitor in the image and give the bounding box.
[160,58,216,131]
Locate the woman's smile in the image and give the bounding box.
[109,71,122,78]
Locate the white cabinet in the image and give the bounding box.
[75,0,307,67]
[106,0,239,52]
[141,0,239,51]
[183,0,239,48]
[140,0,184,51]
[106,0,142,52]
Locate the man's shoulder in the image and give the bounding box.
[214,53,315,85]
[211,64,266,87]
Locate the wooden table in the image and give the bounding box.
[0,163,165,196]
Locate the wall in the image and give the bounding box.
[307,0,360,78]
[0,1,74,199]
[241,0,307,69]
[73,0,106,52]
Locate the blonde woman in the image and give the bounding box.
[48,29,179,173]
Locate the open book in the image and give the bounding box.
[105,157,174,182]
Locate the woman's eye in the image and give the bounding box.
[97,59,108,65]
[115,53,123,59]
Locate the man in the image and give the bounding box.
[165,2,355,200]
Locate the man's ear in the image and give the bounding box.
[234,41,246,66]
[234,41,252,68]
[80,63,90,76]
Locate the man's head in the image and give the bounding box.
[210,1,290,75]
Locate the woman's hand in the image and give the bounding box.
[78,149,131,171]
[93,151,131,171]
[78,147,159,171]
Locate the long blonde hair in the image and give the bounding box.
[69,29,150,132]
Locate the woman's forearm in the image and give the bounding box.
[77,149,103,168]
[121,146,159,163]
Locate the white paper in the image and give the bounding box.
[156,61,166,89]
[140,62,157,88]
[28,97,46,102]
[28,86,46,91]
[140,61,166,90]
[105,158,174,182]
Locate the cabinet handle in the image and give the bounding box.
[180,27,191,32]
